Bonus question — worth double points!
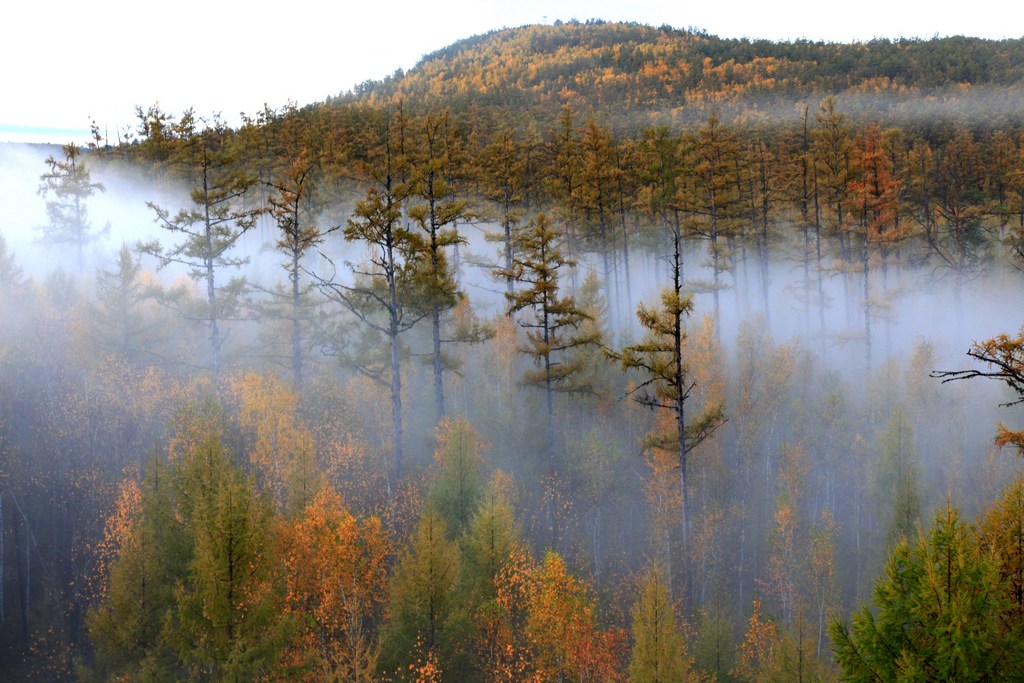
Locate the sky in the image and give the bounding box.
[2,0,1021,145]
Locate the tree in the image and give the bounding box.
[680,113,740,337]
[978,475,1024,631]
[849,125,901,371]
[575,114,621,326]
[920,127,992,316]
[280,486,390,681]
[84,463,182,680]
[138,118,263,381]
[380,505,466,681]
[872,405,920,548]
[933,328,1024,453]
[501,211,598,545]
[264,143,335,389]
[526,551,623,683]
[313,110,431,485]
[37,142,106,267]
[168,435,289,681]
[407,110,471,421]
[628,563,692,683]
[731,599,781,682]
[605,210,724,550]
[427,415,486,537]
[229,371,317,511]
[813,97,855,326]
[830,502,1024,681]
[87,243,171,366]
[85,431,290,681]
[481,125,525,295]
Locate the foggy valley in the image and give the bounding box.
[2,22,1024,682]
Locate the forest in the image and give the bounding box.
[2,20,1024,682]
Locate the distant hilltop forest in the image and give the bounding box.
[332,20,1024,129]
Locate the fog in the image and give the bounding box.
[1,132,1022,679]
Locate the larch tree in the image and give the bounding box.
[169,435,288,681]
[380,504,467,681]
[88,243,171,366]
[575,114,621,327]
[83,462,182,681]
[138,116,263,382]
[37,142,106,268]
[922,127,992,318]
[265,142,336,390]
[313,109,431,485]
[681,112,740,338]
[830,502,1024,681]
[605,209,724,553]
[850,124,901,372]
[628,562,691,683]
[872,405,920,549]
[500,211,599,546]
[978,475,1024,630]
[481,124,526,296]
[406,110,471,422]
[933,327,1024,453]
[427,415,486,538]
[813,97,855,326]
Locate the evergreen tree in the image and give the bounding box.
[830,502,1024,681]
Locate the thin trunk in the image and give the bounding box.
[292,244,302,388]
[863,224,872,373]
[0,494,4,624]
[433,305,444,422]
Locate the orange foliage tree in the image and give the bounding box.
[526,551,624,683]
[280,486,390,681]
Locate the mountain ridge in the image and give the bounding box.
[328,20,1024,129]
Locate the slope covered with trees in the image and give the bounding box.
[340,20,1024,130]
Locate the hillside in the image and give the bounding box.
[334,20,1024,128]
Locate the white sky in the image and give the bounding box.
[2,0,1020,144]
